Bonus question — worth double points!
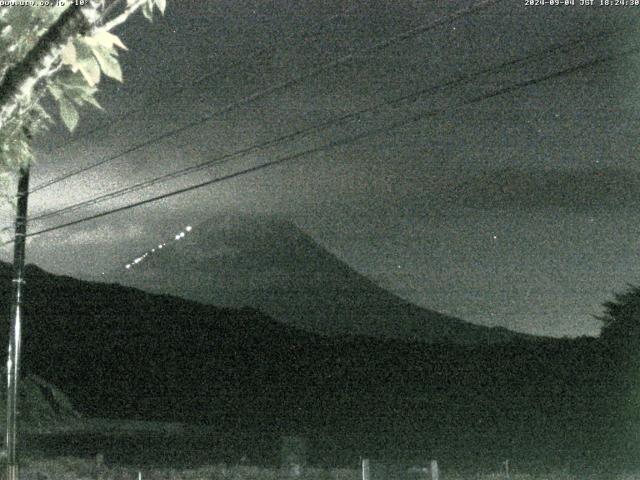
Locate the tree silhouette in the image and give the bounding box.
[598,284,640,347]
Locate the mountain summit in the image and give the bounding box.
[126,215,527,344]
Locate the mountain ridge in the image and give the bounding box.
[122,215,533,344]
[0,260,616,470]
[0,257,538,424]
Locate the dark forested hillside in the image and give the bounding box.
[0,262,635,471]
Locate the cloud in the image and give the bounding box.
[61,222,145,246]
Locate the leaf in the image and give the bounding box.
[58,96,79,132]
[47,84,63,100]
[60,41,78,71]
[66,85,102,110]
[142,1,154,21]
[91,45,123,82]
[29,102,53,132]
[80,56,101,86]
[91,29,127,51]
[30,102,53,124]
[83,94,103,111]
[75,41,101,86]
[155,0,166,14]
[56,72,103,112]
[59,80,97,97]
[56,71,89,90]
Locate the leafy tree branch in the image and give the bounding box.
[0,0,167,179]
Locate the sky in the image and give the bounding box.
[3,0,640,338]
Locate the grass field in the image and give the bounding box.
[14,457,360,480]
[10,419,640,480]
[9,455,640,480]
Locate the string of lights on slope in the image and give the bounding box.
[124,225,192,270]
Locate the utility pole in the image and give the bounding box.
[0,6,93,479]
[0,3,155,479]
[5,163,30,480]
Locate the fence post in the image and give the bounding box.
[430,460,438,480]
[280,436,307,477]
[362,458,370,480]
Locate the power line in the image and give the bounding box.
[42,1,363,155]
[27,27,614,224]
[16,45,636,244]
[29,0,499,194]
